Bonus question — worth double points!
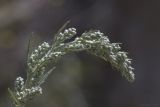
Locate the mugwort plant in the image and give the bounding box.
[8,21,135,107]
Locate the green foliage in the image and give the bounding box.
[8,22,135,107]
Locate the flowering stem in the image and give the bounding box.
[9,22,135,107]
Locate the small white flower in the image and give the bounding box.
[38,46,42,50]
[41,58,45,62]
[35,50,38,53]
[64,29,69,34]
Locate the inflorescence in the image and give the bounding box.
[9,23,134,107]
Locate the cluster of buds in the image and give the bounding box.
[16,86,42,100]
[14,76,42,102]
[63,30,135,82]
[56,28,77,43]
[28,42,50,69]
[63,28,76,38]
[14,77,24,92]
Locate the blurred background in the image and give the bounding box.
[0,0,160,107]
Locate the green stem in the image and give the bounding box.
[15,104,25,107]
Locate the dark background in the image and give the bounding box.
[0,0,160,107]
